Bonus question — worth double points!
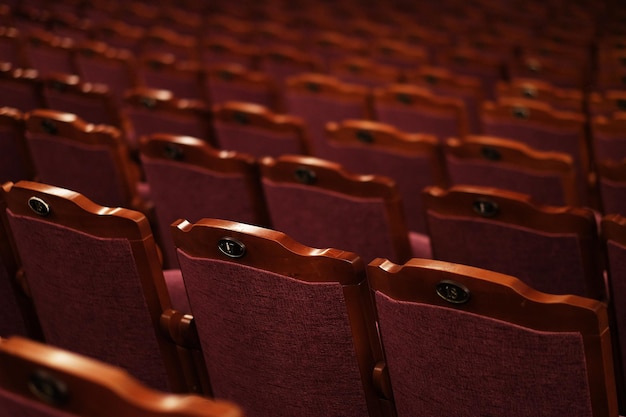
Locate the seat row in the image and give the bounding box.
[3,108,626,411]
[0,180,622,416]
[3,105,626,230]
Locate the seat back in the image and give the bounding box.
[481,97,590,203]
[41,73,123,129]
[198,36,259,69]
[204,63,278,110]
[0,181,187,392]
[0,65,44,112]
[497,78,584,113]
[258,46,323,88]
[212,101,310,158]
[171,218,389,417]
[325,119,446,234]
[373,83,468,141]
[122,87,213,150]
[589,91,626,117]
[423,185,604,299]
[407,66,484,134]
[24,109,140,209]
[435,46,504,99]
[0,336,243,417]
[0,193,40,339]
[73,40,138,105]
[330,57,399,89]
[601,214,626,410]
[0,107,33,183]
[367,258,618,417]
[597,159,626,217]
[135,53,205,102]
[592,113,626,164]
[260,155,412,263]
[284,73,371,159]
[139,134,269,268]
[444,135,579,206]
[22,29,76,77]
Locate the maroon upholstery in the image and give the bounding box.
[326,121,445,234]
[0,108,32,183]
[0,257,27,337]
[213,121,306,158]
[22,34,76,77]
[602,215,626,407]
[135,57,205,102]
[443,137,578,206]
[446,157,568,206]
[424,186,604,300]
[205,65,276,110]
[6,213,171,390]
[263,180,399,263]
[261,155,412,264]
[598,160,626,216]
[0,336,244,417]
[592,115,626,163]
[0,68,44,112]
[141,138,267,268]
[427,211,589,296]
[212,102,309,158]
[171,218,387,417]
[42,80,121,128]
[373,86,467,141]
[375,294,591,416]
[481,100,588,203]
[123,90,213,147]
[0,181,193,393]
[73,43,137,104]
[284,75,370,159]
[27,134,129,208]
[179,253,368,417]
[368,258,618,417]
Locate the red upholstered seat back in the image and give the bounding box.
[368,258,618,417]
[0,336,243,417]
[172,218,388,417]
[423,186,604,299]
[260,155,412,264]
[1,181,188,392]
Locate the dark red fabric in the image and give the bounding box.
[607,241,626,389]
[375,292,592,417]
[42,90,119,127]
[284,92,366,159]
[600,177,626,217]
[177,252,369,417]
[26,135,128,208]
[0,256,27,337]
[123,108,208,149]
[206,80,275,110]
[0,126,29,183]
[213,121,304,158]
[375,103,460,140]
[6,212,171,391]
[427,211,589,296]
[262,179,399,263]
[142,156,259,268]
[446,155,568,206]
[330,144,437,233]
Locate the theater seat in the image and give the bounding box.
[1,181,198,393]
[368,257,618,417]
[171,218,391,417]
[0,336,243,417]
